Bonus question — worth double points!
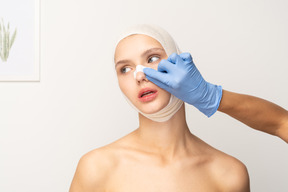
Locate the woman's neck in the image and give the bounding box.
[134,105,193,160]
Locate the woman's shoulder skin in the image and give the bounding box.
[69,144,118,192]
[187,135,250,191]
[210,150,250,191]
[69,133,136,192]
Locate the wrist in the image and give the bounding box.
[206,84,223,117]
[217,90,237,113]
[193,82,223,117]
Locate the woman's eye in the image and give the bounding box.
[148,56,160,63]
[120,67,131,74]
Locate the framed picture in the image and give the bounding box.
[0,0,40,81]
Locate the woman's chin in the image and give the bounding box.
[138,103,167,114]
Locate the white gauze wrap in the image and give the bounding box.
[114,24,184,122]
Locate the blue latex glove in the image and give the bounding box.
[143,52,222,117]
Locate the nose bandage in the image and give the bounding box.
[134,65,147,79]
[114,24,184,122]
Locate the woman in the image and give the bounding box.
[69,24,250,192]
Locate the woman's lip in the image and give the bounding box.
[138,87,158,102]
[138,88,158,98]
[138,91,158,102]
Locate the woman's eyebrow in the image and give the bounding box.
[115,59,130,68]
[141,48,165,58]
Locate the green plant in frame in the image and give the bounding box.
[0,18,17,62]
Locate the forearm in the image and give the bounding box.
[218,90,288,143]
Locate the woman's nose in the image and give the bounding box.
[134,65,148,83]
[136,71,146,82]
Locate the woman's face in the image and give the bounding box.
[114,34,171,114]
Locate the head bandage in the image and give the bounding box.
[114,24,184,122]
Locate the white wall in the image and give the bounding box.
[0,0,288,191]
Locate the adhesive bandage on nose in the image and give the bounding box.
[134,65,147,79]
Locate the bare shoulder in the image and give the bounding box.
[211,151,250,192]
[193,136,250,192]
[69,132,135,192]
[69,145,117,192]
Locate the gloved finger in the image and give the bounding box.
[167,54,185,67]
[179,52,193,62]
[143,67,170,85]
[175,54,183,65]
[167,53,178,64]
[145,75,171,91]
[157,59,176,73]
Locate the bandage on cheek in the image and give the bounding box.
[134,65,147,79]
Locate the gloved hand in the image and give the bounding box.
[143,52,222,117]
